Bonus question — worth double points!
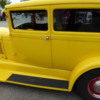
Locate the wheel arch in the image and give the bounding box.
[68,57,100,91]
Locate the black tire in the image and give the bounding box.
[76,68,100,100]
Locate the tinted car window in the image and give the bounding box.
[11,10,48,31]
[54,9,100,32]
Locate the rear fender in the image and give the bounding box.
[69,57,100,91]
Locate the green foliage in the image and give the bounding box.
[0,0,11,8]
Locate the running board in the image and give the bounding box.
[8,74,69,89]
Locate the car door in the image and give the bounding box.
[9,6,52,68]
[51,4,100,70]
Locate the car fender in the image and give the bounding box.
[69,57,100,91]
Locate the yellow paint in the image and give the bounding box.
[0,59,70,81]
[0,0,99,91]
[69,57,100,91]
[5,0,100,9]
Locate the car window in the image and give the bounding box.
[11,10,48,31]
[54,9,100,32]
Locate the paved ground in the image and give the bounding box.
[0,21,83,100]
[0,82,83,100]
[0,21,8,27]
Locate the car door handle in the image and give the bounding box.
[43,36,50,40]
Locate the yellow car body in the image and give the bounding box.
[0,0,100,93]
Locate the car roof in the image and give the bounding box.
[5,0,100,9]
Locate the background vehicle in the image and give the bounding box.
[0,0,100,100]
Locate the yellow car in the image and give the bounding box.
[0,0,100,100]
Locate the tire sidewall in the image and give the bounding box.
[76,69,100,100]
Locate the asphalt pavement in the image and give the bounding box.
[0,21,8,27]
[0,82,83,100]
[0,21,83,100]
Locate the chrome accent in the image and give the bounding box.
[43,36,50,40]
[93,80,100,93]
[93,94,100,99]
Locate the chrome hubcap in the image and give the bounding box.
[87,77,100,99]
[93,80,100,93]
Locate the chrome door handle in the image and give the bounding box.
[43,36,50,40]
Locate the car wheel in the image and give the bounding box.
[76,69,100,100]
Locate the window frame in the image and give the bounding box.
[8,6,50,34]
